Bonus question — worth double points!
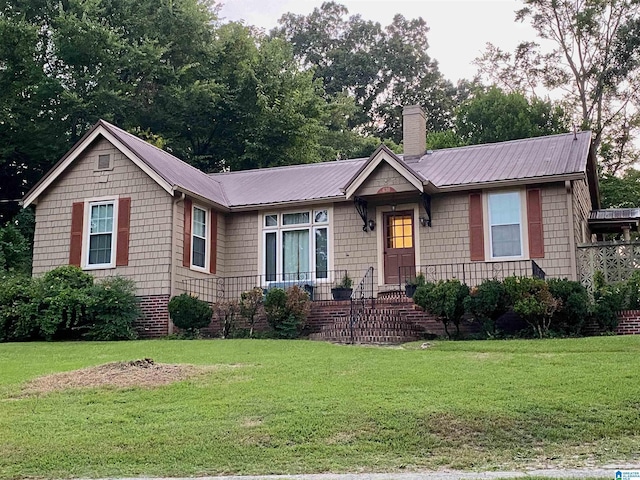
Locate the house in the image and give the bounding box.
[23,105,607,337]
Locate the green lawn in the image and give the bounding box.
[1,337,639,479]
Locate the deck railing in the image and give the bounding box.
[399,260,546,289]
[182,269,351,303]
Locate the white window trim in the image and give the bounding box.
[260,207,332,283]
[190,204,210,273]
[82,195,119,270]
[484,189,529,261]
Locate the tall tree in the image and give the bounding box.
[273,1,460,143]
[475,0,640,174]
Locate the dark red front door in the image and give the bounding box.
[383,211,416,284]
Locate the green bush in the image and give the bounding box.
[624,270,640,310]
[547,278,591,336]
[464,279,509,338]
[592,271,625,332]
[0,274,38,341]
[85,277,139,340]
[239,287,264,338]
[504,277,560,338]
[168,293,213,338]
[0,223,32,275]
[264,286,310,339]
[413,279,470,339]
[36,266,94,340]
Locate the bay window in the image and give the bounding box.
[263,209,329,281]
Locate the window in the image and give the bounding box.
[263,209,329,281]
[488,191,522,258]
[386,214,413,249]
[69,197,130,269]
[192,206,207,269]
[97,154,111,170]
[88,202,115,266]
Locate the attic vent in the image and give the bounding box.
[97,154,111,170]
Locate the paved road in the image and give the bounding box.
[112,465,640,480]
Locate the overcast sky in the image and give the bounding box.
[217,0,536,83]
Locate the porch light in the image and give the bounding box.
[368,219,376,231]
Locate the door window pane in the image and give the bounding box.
[265,215,278,227]
[315,228,328,279]
[283,212,309,225]
[387,215,413,249]
[265,232,277,281]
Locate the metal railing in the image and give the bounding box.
[349,266,375,344]
[182,269,353,303]
[399,260,546,289]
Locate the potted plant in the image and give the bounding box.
[331,272,353,301]
[405,272,425,298]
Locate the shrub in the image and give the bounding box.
[504,277,560,338]
[624,270,640,310]
[547,278,591,336]
[85,277,139,341]
[36,266,94,340]
[464,279,509,338]
[592,271,625,332]
[264,286,310,339]
[0,223,32,275]
[215,300,240,339]
[0,274,38,342]
[168,293,212,338]
[239,287,264,337]
[413,279,470,339]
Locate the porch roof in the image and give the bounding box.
[589,208,640,233]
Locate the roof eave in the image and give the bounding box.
[173,186,230,212]
[228,195,347,212]
[431,172,586,193]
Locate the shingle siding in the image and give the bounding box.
[356,163,417,196]
[32,138,173,296]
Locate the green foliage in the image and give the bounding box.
[0,274,38,341]
[547,278,591,336]
[85,277,139,341]
[426,130,465,149]
[592,271,626,332]
[600,168,640,209]
[338,272,353,289]
[0,223,32,274]
[625,270,640,309]
[455,86,567,145]
[168,293,213,339]
[504,277,560,338]
[239,288,264,338]
[405,272,426,287]
[215,300,240,339]
[36,266,95,340]
[413,280,470,339]
[464,279,510,338]
[264,286,310,339]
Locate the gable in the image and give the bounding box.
[355,162,421,196]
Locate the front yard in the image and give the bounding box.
[1,337,639,478]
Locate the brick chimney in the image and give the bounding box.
[402,105,426,158]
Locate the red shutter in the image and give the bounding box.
[183,198,192,267]
[210,210,217,274]
[527,188,544,258]
[469,193,485,261]
[69,202,84,266]
[116,197,131,266]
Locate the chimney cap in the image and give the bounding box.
[403,105,426,117]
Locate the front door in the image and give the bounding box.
[383,211,416,284]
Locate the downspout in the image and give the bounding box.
[168,192,186,334]
[565,180,578,281]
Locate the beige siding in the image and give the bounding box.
[32,138,173,296]
[225,211,260,277]
[356,163,417,196]
[535,183,573,278]
[573,178,592,245]
[173,199,228,304]
[419,193,469,265]
[333,201,377,281]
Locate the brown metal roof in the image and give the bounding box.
[100,120,229,207]
[590,208,640,221]
[407,131,591,187]
[210,158,367,207]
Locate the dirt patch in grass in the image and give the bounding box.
[20,358,219,395]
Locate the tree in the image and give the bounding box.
[273,1,460,143]
[600,168,640,208]
[455,87,568,145]
[475,0,640,174]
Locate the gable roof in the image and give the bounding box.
[23,120,593,211]
[22,120,228,209]
[342,144,425,199]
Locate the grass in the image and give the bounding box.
[1,336,639,479]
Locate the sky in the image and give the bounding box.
[217,0,536,84]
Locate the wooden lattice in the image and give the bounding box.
[577,241,640,291]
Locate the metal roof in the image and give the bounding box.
[590,208,640,221]
[100,121,229,207]
[407,131,591,187]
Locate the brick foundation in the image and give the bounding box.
[616,310,640,335]
[135,294,171,338]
